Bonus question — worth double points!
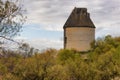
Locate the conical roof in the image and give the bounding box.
[63,7,95,28]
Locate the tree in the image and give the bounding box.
[18,43,39,57]
[0,0,26,56]
[0,0,26,41]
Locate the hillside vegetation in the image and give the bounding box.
[0,35,120,80]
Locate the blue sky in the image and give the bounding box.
[15,0,120,50]
[21,24,63,40]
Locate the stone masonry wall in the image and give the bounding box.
[65,27,95,51]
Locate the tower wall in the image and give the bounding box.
[63,8,96,52]
[64,27,95,51]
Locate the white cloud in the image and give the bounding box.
[24,38,63,51]
[22,0,120,35]
[14,36,28,40]
[14,36,63,50]
[16,0,120,50]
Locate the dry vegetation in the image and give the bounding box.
[0,0,120,80]
[0,35,120,80]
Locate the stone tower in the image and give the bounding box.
[63,7,95,52]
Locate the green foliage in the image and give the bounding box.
[57,49,77,64]
[0,35,120,80]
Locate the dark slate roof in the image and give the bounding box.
[63,7,95,28]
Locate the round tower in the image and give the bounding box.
[63,7,95,52]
